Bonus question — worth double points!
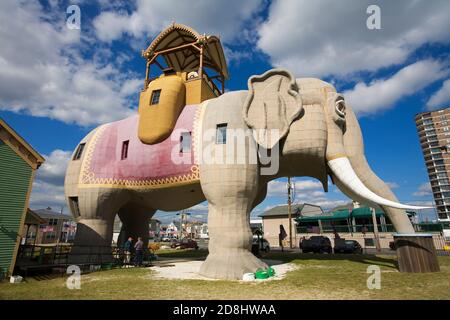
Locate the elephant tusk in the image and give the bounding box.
[328,157,432,210]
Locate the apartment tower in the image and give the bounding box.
[415,107,450,221]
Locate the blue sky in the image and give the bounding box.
[1,0,450,224]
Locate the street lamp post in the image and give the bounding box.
[176,211,191,240]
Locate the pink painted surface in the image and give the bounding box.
[87,104,199,182]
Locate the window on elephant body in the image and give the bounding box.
[150,89,161,105]
[216,123,227,144]
[73,143,85,160]
[69,197,80,218]
[121,140,129,160]
[180,132,192,153]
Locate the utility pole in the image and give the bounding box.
[371,207,381,252]
[178,210,184,240]
[287,177,293,249]
[177,211,191,240]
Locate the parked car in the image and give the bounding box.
[252,237,270,253]
[162,236,179,242]
[170,238,199,250]
[334,239,363,254]
[300,236,332,254]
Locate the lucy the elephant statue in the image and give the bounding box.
[65,68,425,279]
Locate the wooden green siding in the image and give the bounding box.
[0,140,32,277]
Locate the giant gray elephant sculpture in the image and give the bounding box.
[65,69,425,279]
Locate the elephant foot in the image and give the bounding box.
[199,251,268,280]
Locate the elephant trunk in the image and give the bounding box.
[336,105,416,233]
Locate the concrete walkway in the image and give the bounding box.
[149,259,297,281]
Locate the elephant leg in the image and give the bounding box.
[69,188,129,264]
[118,204,155,250]
[199,165,268,280]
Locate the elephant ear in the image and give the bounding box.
[243,69,302,149]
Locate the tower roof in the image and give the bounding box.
[142,23,229,79]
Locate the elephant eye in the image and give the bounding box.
[335,98,346,118]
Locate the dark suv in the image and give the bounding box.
[170,238,199,250]
[300,236,332,254]
[334,239,362,254]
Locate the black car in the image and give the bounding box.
[170,238,199,250]
[252,237,270,252]
[251,237,270,256]
[334,239,363,254]
[300,236,332,254]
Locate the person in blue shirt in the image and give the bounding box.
[123,237,133,265]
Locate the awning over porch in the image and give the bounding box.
[296,207,395,223]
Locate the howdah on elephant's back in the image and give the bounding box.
[138,23,228,145]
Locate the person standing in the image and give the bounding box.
[279,225,287,252]
[123,237,133,266]
[134,237,144,267]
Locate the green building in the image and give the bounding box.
[296,206,392,233]
[0,118,44,278]
[295,206,445,234]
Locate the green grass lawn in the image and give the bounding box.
[1,251,449,300]
[156,248,209,259]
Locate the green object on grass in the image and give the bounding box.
[255,269,269,279]
[255,267,275,279]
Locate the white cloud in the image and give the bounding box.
[258,0,450,78]
[29,149,72,211]
[94,11,131,42]
[37,150,72,184]
[0,1,140,126]
[154,202,209,224]
[266,178,350,210]
[188,203,208,213]
[267,179,324,197]
[261,199,348,213]
[93,0,263,43]
[386,182,399,189]
[343,60,449,115]
[413,182,432,197]
[427,79,450,110]
[29,180,66,210]
[223,47,253,66]
[311,200,348,210]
